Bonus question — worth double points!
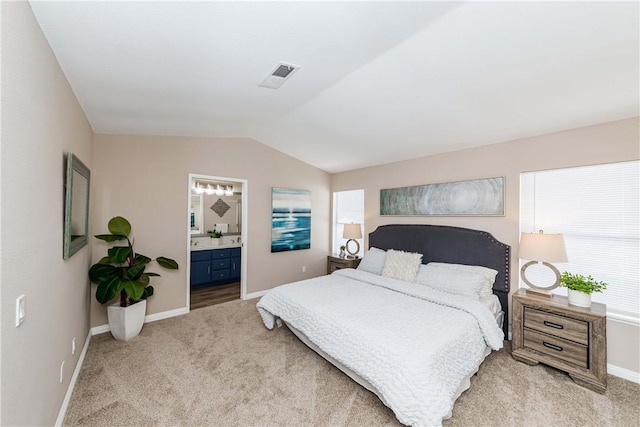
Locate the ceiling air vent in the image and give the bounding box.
[259,62,300,89]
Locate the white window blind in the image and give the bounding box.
[332,189,365,257]
[520,160,639,317]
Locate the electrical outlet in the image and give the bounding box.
[302,266,306,273]
[60,361,65,383]
[15,295,26,327]
[72,337,76,355]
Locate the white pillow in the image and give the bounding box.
[427,262,498,298]
[357,247,387,275]
[416,264,488,300]
[381,249,423,282]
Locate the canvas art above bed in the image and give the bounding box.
[380,177,504,216]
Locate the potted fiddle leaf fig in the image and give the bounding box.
[559,271,607,308]
[89,216,179,341]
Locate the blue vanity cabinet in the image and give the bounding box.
[230,247,241,280]
[190,248,239,288]
[191,250,214,287]
[209,257,231,282]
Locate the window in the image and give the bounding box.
[332,189,365,257]
[520,160,639,318]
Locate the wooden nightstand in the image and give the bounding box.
[511,289,607,393]
[327,255,361,274]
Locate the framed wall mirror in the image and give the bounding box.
[63,153,90,259]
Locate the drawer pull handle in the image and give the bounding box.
[543,320,564,329]
[543,342,563,352]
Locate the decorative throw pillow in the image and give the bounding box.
[381,249,423,282]
[416,264,487,300]
[427,262,498,298]
[357,247,387,275]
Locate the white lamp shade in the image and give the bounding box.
[518,232,568,263]
[342,223,363,240]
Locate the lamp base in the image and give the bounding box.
[520,261,561,298]
[345,239,360,258]
[525,288,553,298]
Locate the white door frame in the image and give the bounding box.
[186,173,248,311]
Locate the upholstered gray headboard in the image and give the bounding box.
[369,224,511,338]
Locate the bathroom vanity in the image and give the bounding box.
[190,241,241,288]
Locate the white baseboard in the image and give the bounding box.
[55,330,91,426]
[91,306,189,336]
[90,323,110,335]
[244,289,269,300]
[145,306,189,323]
[608,364,640,384]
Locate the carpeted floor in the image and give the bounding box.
[64,298,639,426]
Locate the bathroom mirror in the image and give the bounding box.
[190,193,204,235]
[190,178,242,235]
[63,153,90,259]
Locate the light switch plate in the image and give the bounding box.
[16,295,26,327]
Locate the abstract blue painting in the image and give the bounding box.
[380,177,504,216]
[271,187,311,252]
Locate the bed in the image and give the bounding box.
[257,224,511,427]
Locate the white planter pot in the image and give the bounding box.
[107,299,147,341]
[210,237,221,246]
[568,289,592,308]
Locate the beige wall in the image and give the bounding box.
[1,2,94,426]
[331,117,640,374]
[90,134,330,327]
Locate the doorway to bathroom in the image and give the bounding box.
[187,173,247,311]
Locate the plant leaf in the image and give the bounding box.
[108,216,131,237]
[123,264,146,281]
[123,281,145,301]
[97,256,111,265]
[89,264,118,284]
[108,246,131,264]
[157,257,179,270]
[134,253,151,265]
[139,274,150,286]
[94,234,127,242]
[95,276,124,304]
[139,272,161,285]
[141,285,154,300]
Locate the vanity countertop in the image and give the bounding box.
[191,243,241,251]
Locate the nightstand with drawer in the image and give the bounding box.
[327,255,361,274]
[511,289,607,393]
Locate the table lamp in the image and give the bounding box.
[342,223,363,259]
[518,230,568,297]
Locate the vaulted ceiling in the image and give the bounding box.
[30,1,639,173]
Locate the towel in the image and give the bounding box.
[215,223,229,233]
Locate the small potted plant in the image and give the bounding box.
[89,216,179,341]
[339,245,346,258]
[559,271,608,308]
[208,229,223,245]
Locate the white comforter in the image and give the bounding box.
[256,269,504,427]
